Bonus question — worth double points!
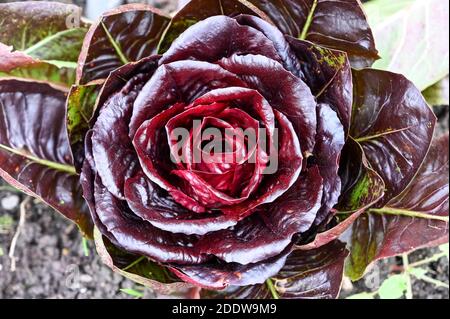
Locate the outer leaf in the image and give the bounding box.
[0,78,92,236]
[160,0,378,68]
[0,1,83,50]
[202,240,348,299]
[76,4,171,84]
[365,0,449,91]
[422,78,449,106]
[246,0,379,68]
[23,28,87,64]
[0,2,88,86]
[0,58,76,87]
[351,69,436,206]
[343,134,449,280]
[93,227,193,295]
[0,43,37,72]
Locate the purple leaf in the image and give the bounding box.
[0,79,92,236]
[343,134,449,280]
[351,69,436,206]
[76,4,170,84]
[202,240,348,299]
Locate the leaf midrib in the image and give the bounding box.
[299,0,318,40]
[369,207,449,222]
[0,143,76,175]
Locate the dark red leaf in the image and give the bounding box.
[218,54,317,157]
[343,134,449,280]
[160,16,282,66]
[0,79,92,236]
[93,227,193,295]
[351,69,436,206]
[76,4,170,84]
[202,240,348,299]
[158,0,267,53]
[313,104,345,225]
[124,172,240,236]
[245,0,379,68]
[129,60,246,138]
[0,43,37,72]
[286,38,352,134]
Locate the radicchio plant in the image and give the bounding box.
[0,0,448,299]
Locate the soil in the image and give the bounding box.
[0,0,449,300]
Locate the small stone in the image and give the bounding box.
[1,195,20,210]
[62,248,70,256]
[79,274,93,283]
[341,277,354,292]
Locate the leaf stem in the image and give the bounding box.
[120,288,144,298]
[0,143,77,175]
[101,21,129,65]
[266,279,280,299]
[409,252,447,268]
[369,207,449,222]
[354,127,412,143]
[82,237,90,257]
[122,256,146,272]
[402,254,413,299]
[299,0,318,40]
[23,28,82,55]
[410,273,449,289]
[0,185,19,193]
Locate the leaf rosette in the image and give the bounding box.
[0,0,446,299]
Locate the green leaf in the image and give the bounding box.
[43,60,78,69]
[0,2,88,86]
[0,215,14,233]
[0,246,4,257]
[378,274,407,299]
[66,83,101,170]
[364,0,414,26]
[120,288,144,298]
[0,51,77,88]
[82,237,90,257]
[23,28,87,63]
[364,0,449,91]
[422,79,449,106]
